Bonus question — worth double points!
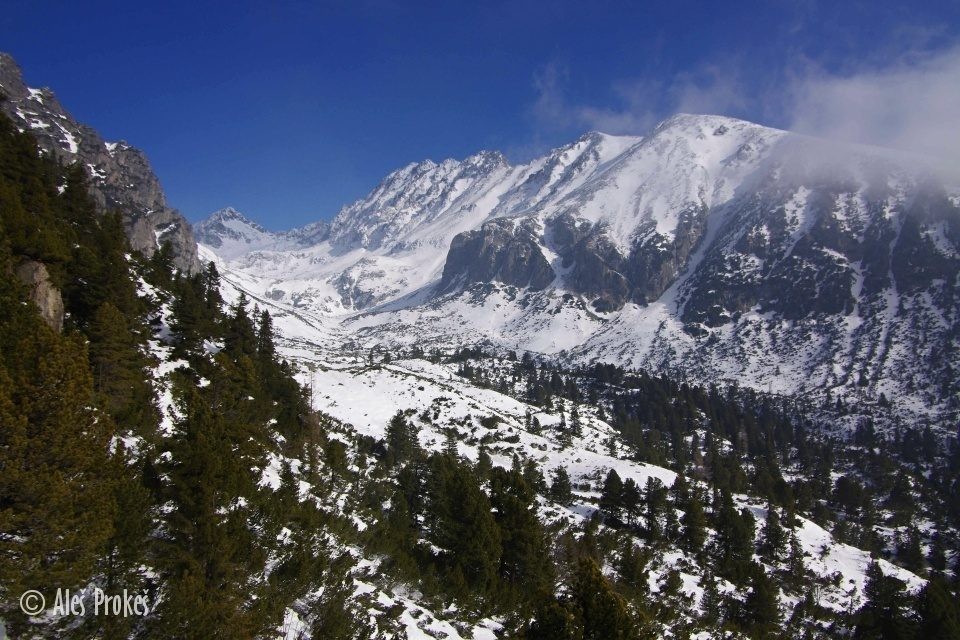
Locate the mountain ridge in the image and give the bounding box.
[198,113,960,431]
[0,52,201,272]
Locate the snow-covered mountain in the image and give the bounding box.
[194,207,333,260]
[196,114,960,429]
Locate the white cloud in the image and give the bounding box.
[530,62,750,136]
[530,45,960,180]
[785,46,960,176]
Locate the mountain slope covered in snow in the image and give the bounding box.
[199,114,960,430]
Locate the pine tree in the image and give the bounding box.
[570,404,583,437]
[386,410,420,464]
[599,469,625,524]
[308,555,375,640]
[523,459,547,495]
[151,342,280,638]
[699,571,722,627]
[255,308,279,381]
[443,427,459,459]
[853,562,916,640]
[613,477,637,528]
[531,415,543,435]
[896,526,925,574]
[670,474,690,511]
[570,557,638,640]
[169,275,206,357]
[426,455,502,598]
[0,326,115,635]
[617,543,650,595]
[681,490,708,553]
[785,528,808,590]
[476,446,493,480]
[743,567,780,638]
[98,444,153,640]
[550,466,574,506]
[643,477,668,541]
[489,468,554,602]
[927,528,947,573]
[223,292,257,360]
[87,301,158,433]
[712,490,755,584]
[915,575,960,639]
[760,503,786,562]
[525,598,583,640]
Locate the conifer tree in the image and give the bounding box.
[0,326,115,635]
[550,466,574,506]
[87,301,158,433]
[853,562,916,640]
[915,575,960,639]
[896,526,925,574]
[525,598,583,640]
[599,469,625,524]
[426,455,502,598]
[681,490,708,553]
[617,543,650,596]
[699,571,722,628]
[169,275,206,357]
[712,490,755,584]
[223,292,257,360]
[255,308,279,380]
[489,468,554,602]
[670,474,690,511]
[523,459,547,495]
[443,428,460,459]
[644,477,668,541]
[570,405,583,437]
[570,557,638,640]
[760,503,786,562]
[476,446,493,480]
[386,410,420,464]
[743,567,780,638]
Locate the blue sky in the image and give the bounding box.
[3,1,959,229]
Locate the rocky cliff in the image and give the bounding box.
[0,52,199,272]
[14,260,64,332]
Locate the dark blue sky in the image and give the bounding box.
[3,1,958,229]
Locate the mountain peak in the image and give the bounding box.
[654,112,786,137]
[194,207,276,257]
[207,206,262,227]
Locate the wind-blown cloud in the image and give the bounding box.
[786,46,960,176]
[531,62,749,136]
[530,46,960,178]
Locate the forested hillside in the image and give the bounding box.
[0,110,367,639]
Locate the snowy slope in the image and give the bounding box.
[194,207,333,260]
[289,349,924,625]
[197,116,781,314]
[198,114,960,430]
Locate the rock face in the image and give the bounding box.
[15,260,64,332]
[0,52,199,272]
[440,218,554,292]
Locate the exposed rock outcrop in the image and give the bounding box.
[0,52,199,272]
[543,206,708,312]
[440,218,554,293]
[15,260,64,332]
